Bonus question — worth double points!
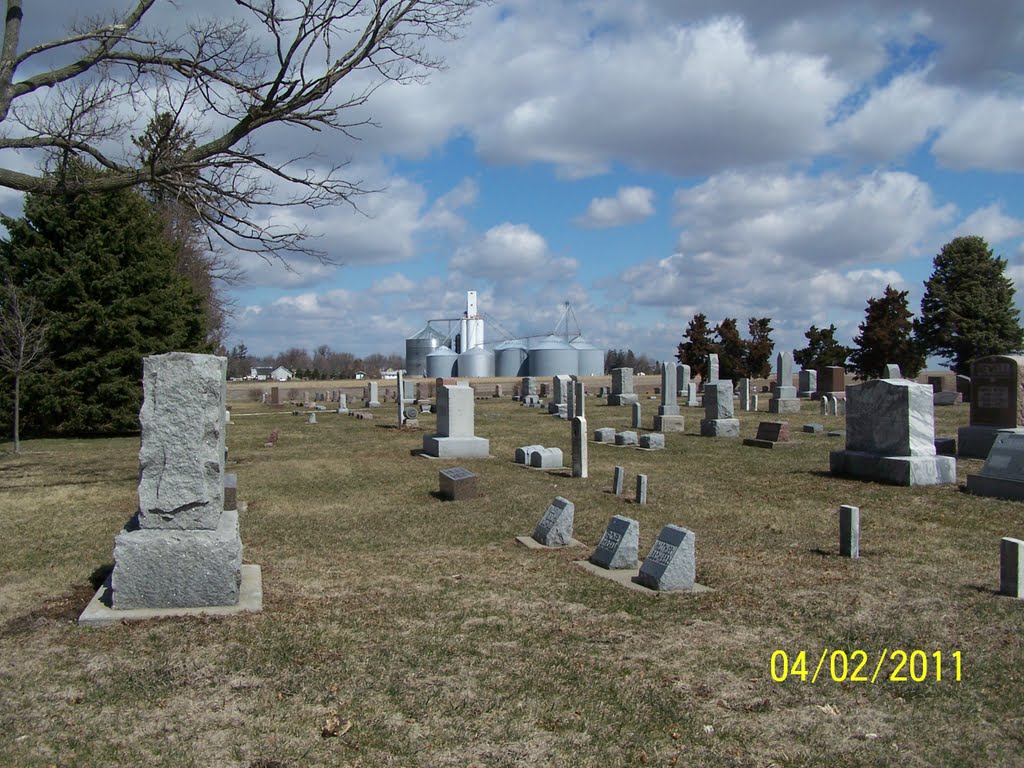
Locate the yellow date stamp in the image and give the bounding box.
[770,649,963,683]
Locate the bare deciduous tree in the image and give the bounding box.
[0,0,483,263]
[0,280,48,452]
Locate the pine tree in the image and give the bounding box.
[715,317,747,379]
[793,324,852,373]
[745,317,775,378]
[0,175,209,435]
[677,313,714,380]
[916,236,1024,375]
[849,285,925,379]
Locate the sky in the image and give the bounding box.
[5,1,1024,367]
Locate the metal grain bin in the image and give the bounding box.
[494,339,529,377]
[457,346,495,378]
[571,336,605,377]
[528,336,579,377]
[425,346,458,379]
[405,324,446,377]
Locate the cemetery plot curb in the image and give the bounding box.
[573,560,712,595]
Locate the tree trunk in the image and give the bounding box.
[12,370,19,453]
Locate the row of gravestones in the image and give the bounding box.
[531,498,694,591]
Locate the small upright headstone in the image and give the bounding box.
[572,416,588,479]
[706,354,719,384]
[365,381,381,408]
[270,386,280,406]
[738,378,754,411]
[532,497,575,547]
[839,505,860,558]
[676,364,691,397]
[635,525,696,591]
[514,445,544,465]
[635,474,648,505]
[1001,538,1024,599]
[631,401,642,429]
[337,393,349,415]
[589,516,639,569]
[307,412,317,425]
[530,447,564,469]
[593,427,616,443]
[966,432,1024,500]
[612,466,625,495]
[573,381,586,418]
[686,383,699,407]
[884,363,902,379]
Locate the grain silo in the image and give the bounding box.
[405,324,446,377]
[457,346,495,378]
[494,339,529,377]
[571,336,605,376]
[528,336,579,377]
[425,346,458,379]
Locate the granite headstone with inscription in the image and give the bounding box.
[589,515,639,569]
[958,355,1024,458]
[966,432,1024,501]
[532,497,575,547]
[635,525,696,591]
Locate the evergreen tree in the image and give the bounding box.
[677,313,714,380]
[916,236,1024,375]
[715,317,747,379]
[0,176,208,435]
[793,324,852,373]
[849,285,925,379]
[745,317,775,378]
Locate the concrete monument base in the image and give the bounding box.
[421,435,490,458]
[573,560,712,595]
[608,394,639,406]
[743,438,791,449]
[700,418,740,437]
[957,426,1024,459]
[654,415,685,432]
[80,564,262,626]
[769,398,801,414]
[110,509,243,609]
[829,450,956,486]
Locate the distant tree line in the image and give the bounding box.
[677,236,1024,381]
[603,349,660,375]
[226,343,404,381]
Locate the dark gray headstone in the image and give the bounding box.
[636,524,695,591]
[589,515,639,569]
[532,497,575,547]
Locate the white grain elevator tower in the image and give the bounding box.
[458,290,484,352]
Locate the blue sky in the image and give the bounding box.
[7,1,1024,367]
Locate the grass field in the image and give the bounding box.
[1,387,1022,767]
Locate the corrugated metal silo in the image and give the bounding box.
[494,339,529,377]
[528,336,579,377]
[571,336,605,376]
[425,346,458,379]
[457,346,495,378]
[405,325,446,377]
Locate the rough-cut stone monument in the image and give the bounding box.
[958,355,1024,459]
[700,381,740,437]
[589,515,639,569]
[830,379,956,486]
[769,351,800,414]
[532,497,575,547]
[422,383,490,458]
[593,427,616,443]
[549,375,571,417]
[608,368,639,406]
[109,353,245,610]
[635,525,696,591]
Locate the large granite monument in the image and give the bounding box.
[422,383,490,458]
[769,351,800,414]
[700,381,740,437]
[829,379,956,486]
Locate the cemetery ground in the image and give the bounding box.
[1,388,1022,767]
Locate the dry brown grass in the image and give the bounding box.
[1,392,1022,767]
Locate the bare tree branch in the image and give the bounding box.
[0,0,486,265]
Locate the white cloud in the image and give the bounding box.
[575,187,655,228]
[932,94,1024,171]
[371,273,418,295]
[956,204,1024,244]
[449,223,577,284]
